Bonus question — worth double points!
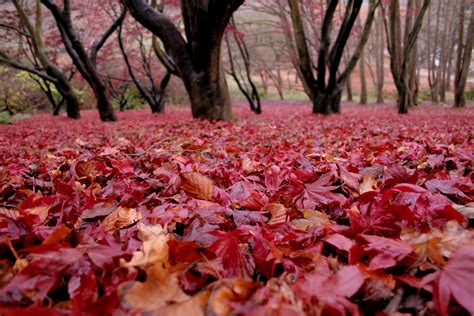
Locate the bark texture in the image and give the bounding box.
[123,0,244,121]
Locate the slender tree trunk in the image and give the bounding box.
[384,0,430,113]
[289,0,378,115]
[11,0,80,118]
[359,52,368,104]
[346,73,353,102]
[41,0,121,121]
[455,2,474,107]
[375,11,385,103]
[55,77,80,118]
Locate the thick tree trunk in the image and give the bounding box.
[313,88,343,114]
[396,80,409,114]
[123,0,242,121]
[183,59,232,120]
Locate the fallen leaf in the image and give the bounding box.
[102,207,140,232]
[433,245,474,316]
[22,206,49,224]
[264,203,287,225]
[360,176,377,194]
[181,172,214,201]
[121,224,202,313]
[208,279,259,316]
[401,220,474,266]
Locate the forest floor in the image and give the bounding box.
[0,102,473,315]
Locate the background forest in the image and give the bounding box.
[0,0,472,123]
[0,1,473,315]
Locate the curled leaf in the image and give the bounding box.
[181,172,214,201]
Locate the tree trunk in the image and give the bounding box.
[184,58,232,120]
[313,88,343,115]
[11,0,80,119]
[455,2,474,107]
[359,52,368,104]
[55,77,80,118]
[288,0,378,115]
[123,0,243,121]
[375,11,385,103]
[396,79,409,114]
[346,73,353,102]
[384,0,430,113]
[41,0,120,122]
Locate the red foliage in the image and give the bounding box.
[0,103,473,314]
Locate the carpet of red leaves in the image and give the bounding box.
[0,103,473,315]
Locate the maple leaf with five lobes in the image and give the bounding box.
[296,175,347,210]
[207,229,255,278]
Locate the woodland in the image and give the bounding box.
[0,0,473,315]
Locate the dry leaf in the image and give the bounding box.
[0,208,20,220]
[13,258,28,274]
[23,206,49,223]
[401,220,474,266]
[264,203,288,225]
[291,210,331,230]
[208,279,258,316]
[43,224,71,245]
[121,224,205,314]
[74,160,97,178]
[360,176,377,194]
[158,292,209,316]
[180,172,214,200]
[453,203,474,219]
[102,207,140,232]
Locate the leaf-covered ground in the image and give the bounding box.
[0,103,473,315]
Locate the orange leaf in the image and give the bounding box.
[43,225,71,245]
[102,207,140,232]
[360,176,377,194]
[180,172,214,201]
[264,203,288,226]
[121,224,206,315]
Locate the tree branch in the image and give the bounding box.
[0,51,57,83]
[90,8,127,66]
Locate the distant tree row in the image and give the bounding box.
[0,0,472,121]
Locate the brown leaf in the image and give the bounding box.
[401,220,474,266]
[23,206,49,223]
[121,224,206,314]
[74,161,97,178]
[360,176,377,194]
[264,203,288,225]
[43,224,71,245]
[102,207,140,232]
[291,210,332,230]
[0,208,20,220]
[208,279,259,316]
[180,172,214,201]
